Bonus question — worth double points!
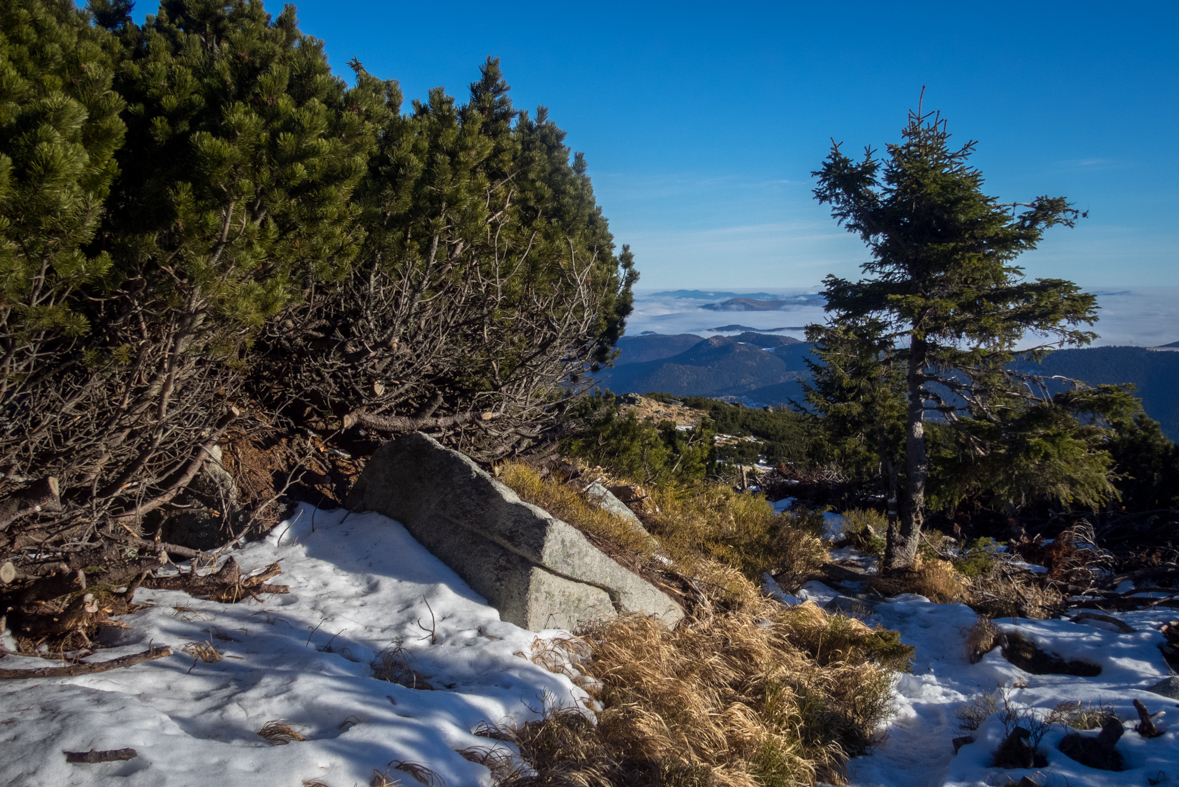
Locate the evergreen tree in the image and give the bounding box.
[257,59,636,459]
[1,0,386,545]
[803,316,905,494]
[811,101,1110,572]
[0,0,125,511]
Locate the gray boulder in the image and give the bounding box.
[583,482,660,552]
[346,433,683,632]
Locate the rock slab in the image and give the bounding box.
[346,433,683,632]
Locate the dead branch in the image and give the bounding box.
[0,645,172,679]
[345,409,500,434]
[65,748,138,764]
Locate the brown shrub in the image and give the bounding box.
[491,596,909,787]
[964,617,1004,663]
[869,559,963,603]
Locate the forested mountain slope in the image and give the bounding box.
[604,334,1179,438]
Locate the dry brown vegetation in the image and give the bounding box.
[495,462,913,787]
[498,462,660,561]
[868,558,963,604]
[499,462,830,597]
[490,598,911,787]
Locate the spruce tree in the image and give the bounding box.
[811,102,1109,572]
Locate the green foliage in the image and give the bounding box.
[811,103,1109,570]
[1104,407,1179,511]
[841,508,888,557]
[101,0,381,329]
[562,391,714,485]
[803,318,905,491]
[0,0,124,347]
[251,57,635,455]
[0,3,634,550]
[954,537,1002,578]
[679,396,817,466]
[928,384,1138,512]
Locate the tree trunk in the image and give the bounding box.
[884,334,928,573]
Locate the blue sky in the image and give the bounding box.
[132,0,1178,291]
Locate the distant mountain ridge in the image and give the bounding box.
[602,334,1179,441]
[648,290,790,301]
[702,296,823,312]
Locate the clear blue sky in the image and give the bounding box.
[132,0,1179,291]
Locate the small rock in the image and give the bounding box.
[1147,676,1179,700]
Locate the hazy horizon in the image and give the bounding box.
[624,287,1179,349]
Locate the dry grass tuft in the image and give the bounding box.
[457,745,526,782]
[181,640,222,663]
[257,719,306,745]
[869,559,963,603]
[390,761,443,786]
[1047,700,1120,731]
[370,770,402,787]
[499,462,660,560]
[953,690,1001,733]
[372,642,434,690]
[643,482,829,593]
[960,566,1065,620]
[302,781,332,787]
[486,598,907,787]
[964,618,1004,664]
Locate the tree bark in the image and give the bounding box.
[885,334,928,573]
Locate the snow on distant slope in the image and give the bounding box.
[0,505,587,787]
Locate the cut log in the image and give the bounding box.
[0,560,14,584]
[0,645,171,679]
[65,748,138,764]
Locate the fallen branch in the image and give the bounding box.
[0,645,172,679]
[1070,612,1135,633]
[143,557,287,602]
[64,748,138,764]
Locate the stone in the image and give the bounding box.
[346,433,683,632]
[1145,676,1179,700]
[583,482,660,551]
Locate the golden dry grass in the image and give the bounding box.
[494,461,915,786]
[181,640,222,663]
[257,720,305,745]
[371,642,434,690]
[643,482,828,594]
[499,462,660,561]
[490,593,910,787]
[1047,700,1120,731]
[498,465,829,597]
[964,617,1004,664]
[868,558,963,603]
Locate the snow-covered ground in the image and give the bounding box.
[4,504,1178,787]
[0,505,587,787]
